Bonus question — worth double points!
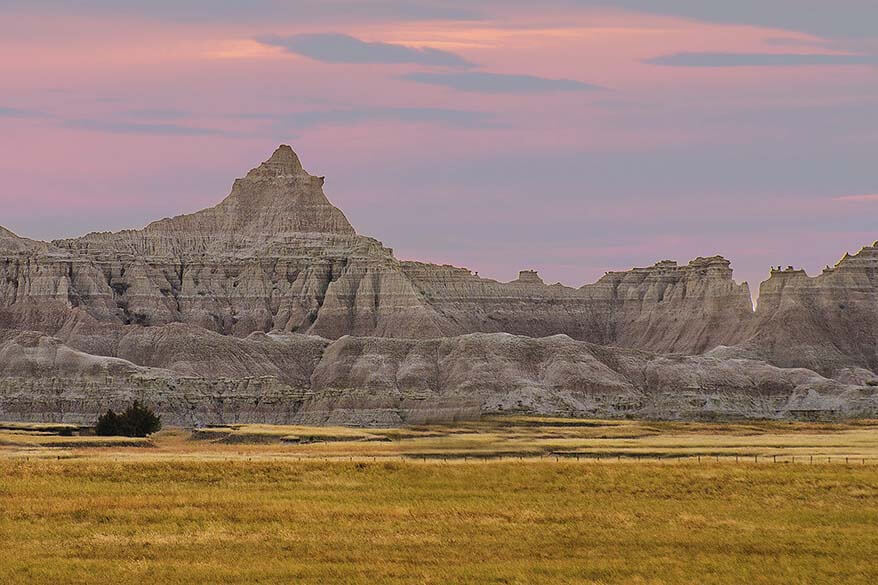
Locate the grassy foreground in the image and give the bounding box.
[1,419,877,584]
[2,459,877,584]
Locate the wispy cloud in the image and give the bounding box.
[834,194,878,202]
[240,106,499,129]
[645,52,878,67]
[258,33,473,68]
[400,71,603,93]
[571,1,878,39]
[122,108,191,120]
[2,1,482,25]
[0,106,49,118]
[3,104,235,137]
[65,119,230,136]
[762,37,831,48]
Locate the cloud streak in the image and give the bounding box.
[571,1,878,39]
[258,33,473,68]
[645,52,878,67]
[0,1,482,24]
[241,107,499,129]
[0,106,48,118]
[65,119,230,136]
[834,194,878,202]
[122,108,191,120]
[400,71,603,93]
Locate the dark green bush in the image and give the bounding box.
[95,409,120,436]
[95,401,162,437]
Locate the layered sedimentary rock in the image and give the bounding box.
[2,329,873,426]
[732,245,878,375]
[1,145,875,424]
[0,146,756,350]
[2,148,451,343]
[399,255,755,353]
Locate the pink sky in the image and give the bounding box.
[1,1,876,295]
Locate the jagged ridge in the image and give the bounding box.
[0,146,760,352]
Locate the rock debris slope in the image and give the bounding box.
[1,146,875,424]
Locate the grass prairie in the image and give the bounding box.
[1,418,877,584]
[6,417,874,462]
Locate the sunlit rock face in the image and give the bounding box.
[1,146,875,424]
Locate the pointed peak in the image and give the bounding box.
[268,144,301,166]
[247,144,306,178]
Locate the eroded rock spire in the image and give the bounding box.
[246,144,306,178]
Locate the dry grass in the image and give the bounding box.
[191,424,381,444]
[4,419,878,462]
[0,422,81,433]
[0,430,150,450]
[1,458,877,584]
[1,418,877,584]
[181,419,878,461]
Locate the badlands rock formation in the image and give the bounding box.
[1,146,875,425]
[751,249,878,374]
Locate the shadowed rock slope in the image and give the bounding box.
[1,146,875,424]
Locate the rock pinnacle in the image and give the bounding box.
[248,145,306,178]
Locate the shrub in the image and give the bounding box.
[95,409,120,436]
[95,401,162,437]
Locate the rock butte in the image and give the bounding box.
[1,146,876,425]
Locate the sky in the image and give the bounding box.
[1,1,876,298]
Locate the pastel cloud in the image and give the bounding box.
[400,71,603,93]
[65,119,231,137]
[7,1,878,39]
[121,108,191,120]
[571,1,878,39]
[0,106,48,118]
[645,52,878,67]
[834,194,878,202]
[241,107,498,129]
[258,33,474,68]
[0,1,483,24]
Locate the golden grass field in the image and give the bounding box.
[1,418,877,584]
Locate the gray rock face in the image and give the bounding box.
[1,146,875,424]
[748,246,878,375]
[0,146,755,348]
[399,255,755,353]
[1,330,873,426]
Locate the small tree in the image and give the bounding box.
[95,409,120,436]
[95,401,162,437]
[122,401,162,437]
